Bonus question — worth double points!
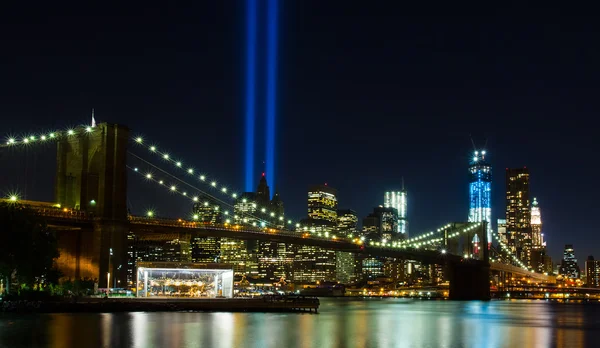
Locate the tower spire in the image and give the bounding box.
[91,108,96,127]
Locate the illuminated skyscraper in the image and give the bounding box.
[292,184,338,283]
[308,184,338,222]
[497,219,508,246]
[585,256,600,287]
[506,168,531,265]
[384,186,408,236]
[468,150,492,243]
[531,197,544,248]
[560,244,580,279]
[337,209,358,238]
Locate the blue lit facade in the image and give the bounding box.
[468,151,492,243]
[244,0,258,192]
[264,0,279,198]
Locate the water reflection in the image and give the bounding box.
[0,299,597,348]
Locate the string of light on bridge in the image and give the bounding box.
[1,126,299,230]
[492,232,531,272]
[2,124,94,147]
[132,135,301,226]
[128,165,296,228]
[397,223,482,249]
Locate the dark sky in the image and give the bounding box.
[0,3,597,266]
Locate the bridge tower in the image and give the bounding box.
[55,123,129,288]
[447,221,491,300]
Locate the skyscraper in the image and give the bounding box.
[585,256,600,287]
[531,197,544,248]
[384,186,408,236]
[560,244,580,279]
[468,150,492,243]
[308,184,338,222]
[337,209,358,238]
[293,184,338,283]
[362,206,398,241]
[506,168,531,265]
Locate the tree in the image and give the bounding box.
[0,202,60,293]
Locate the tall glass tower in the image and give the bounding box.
[468,150,492,243]
[384,189,408,236]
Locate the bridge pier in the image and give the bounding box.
[447,261,490,301]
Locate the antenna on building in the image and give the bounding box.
[91,108,96,127]
[401,176,405,191]
[470,134,477,152]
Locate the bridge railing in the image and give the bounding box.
[128,215,355,244]
[28,206,91,221]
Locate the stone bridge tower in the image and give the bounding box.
[55,123,129,288]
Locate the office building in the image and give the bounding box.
[506,167,531,266]
[337,209,358,237]
[335,209,358,283]
[497,219,509,247]
[362,206,398,241]
[191,234,220,263]
[468,150,492,243]
[308,184,338,222]
[234,174,285,226]
[384,186,408,236]
[193,199,222,224]
[292,184,339,283]
[560,244,580,279]
[586,256,600,287]
[531,248,553,274]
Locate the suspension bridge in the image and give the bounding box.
[1,122,552,300]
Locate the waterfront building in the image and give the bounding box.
[560,244,581,279]
[505,167,531,266]
[335,251,355,284]
[468,150,492,243]
[586,256,600,287]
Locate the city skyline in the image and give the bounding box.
[0,4,598,267]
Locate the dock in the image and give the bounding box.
[1,295,320,313]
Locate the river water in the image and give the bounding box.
[0,298,598,348]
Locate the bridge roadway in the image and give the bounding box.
[490,261,556,283]
[23,203,462,265]
[22,201,551,279]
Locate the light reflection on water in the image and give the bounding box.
[0,298,595,348]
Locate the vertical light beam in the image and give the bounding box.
[265,0,279,197]
[244,0,258,192]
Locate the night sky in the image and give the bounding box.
[0,3,597,266]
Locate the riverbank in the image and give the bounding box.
[0,296,320,313]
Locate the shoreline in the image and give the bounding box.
[0,297,320,314]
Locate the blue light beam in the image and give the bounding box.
[244,0,258,192]
[265,0,279,197]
